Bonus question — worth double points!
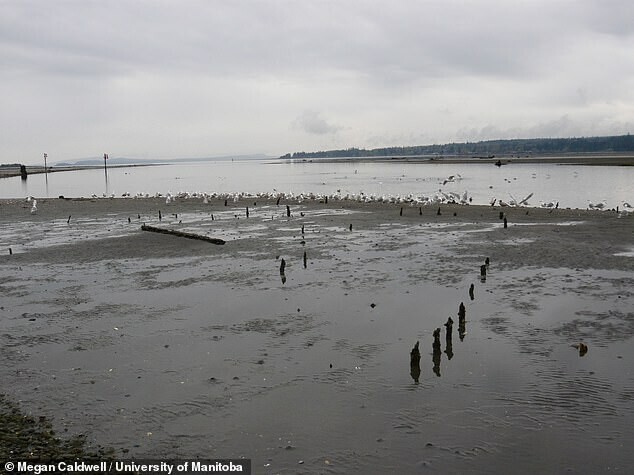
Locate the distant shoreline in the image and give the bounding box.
[0,163,164,179]
[280,153,634,166]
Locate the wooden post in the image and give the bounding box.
[469,283,474,300]
[444,317,454,360]
[410,341,421,383]
[458,302,466,320]
[432,328,442,377]
[279,258,287,284]
[503,217,508,228]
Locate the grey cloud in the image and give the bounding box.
[294,111,341,135]
[0,1,595,81]
[1,1,632,162]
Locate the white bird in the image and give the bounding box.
[442,175,455,185]
[519,192,534,206]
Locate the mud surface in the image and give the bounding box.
[1,197,633,473]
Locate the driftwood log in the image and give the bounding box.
[141,224,225,245]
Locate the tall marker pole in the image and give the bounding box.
[43,153,48,173]
[104,153,108,171]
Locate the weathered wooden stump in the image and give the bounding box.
[444,321,454,360]
[458,302,466,320]
[410,341,421,383]
[432,328,442,377]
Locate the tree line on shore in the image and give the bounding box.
[282,134,634,159]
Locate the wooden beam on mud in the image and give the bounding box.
[141,224,225,245]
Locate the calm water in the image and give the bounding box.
[2,159,633,209]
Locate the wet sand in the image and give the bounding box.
[1,197,633,473]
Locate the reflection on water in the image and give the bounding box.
[2,160,633,209]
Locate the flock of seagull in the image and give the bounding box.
[24,180,632,215]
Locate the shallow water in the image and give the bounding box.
[1,206,633,473]
[2,159,633,210]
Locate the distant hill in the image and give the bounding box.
[54,154,272,167]
[282,134,634,159]
[54,157,151,166]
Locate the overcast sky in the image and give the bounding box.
[2,0,633,164]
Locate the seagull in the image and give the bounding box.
[519,192,534,206]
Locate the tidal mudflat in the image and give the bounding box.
[1,197,633,473]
